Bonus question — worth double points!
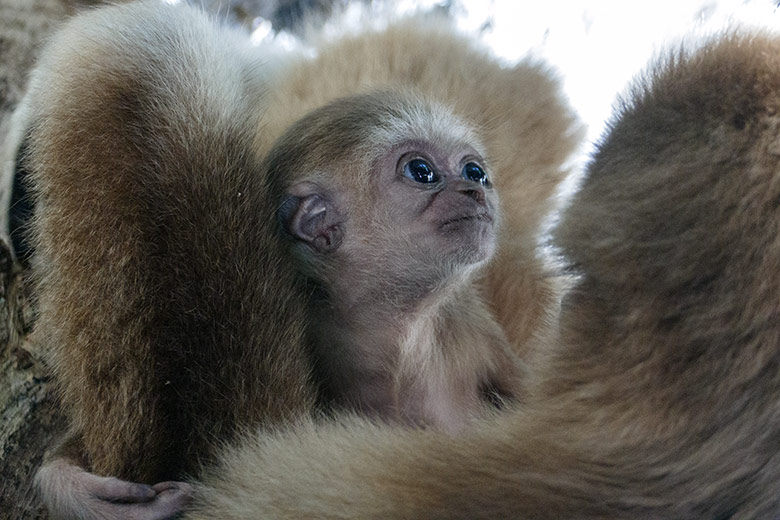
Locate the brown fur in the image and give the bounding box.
[25,1,315,484]
[184,32,780,518]
[0,0,188,250]
[21,1,581,516]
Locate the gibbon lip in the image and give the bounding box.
[439,212,493,230]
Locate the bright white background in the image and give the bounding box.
[428,0,778,165]
[447,1,778,152]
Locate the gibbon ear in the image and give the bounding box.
[279,185,344,254]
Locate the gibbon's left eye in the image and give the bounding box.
[462,162,491,187]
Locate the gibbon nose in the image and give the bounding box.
[452,180,486,205]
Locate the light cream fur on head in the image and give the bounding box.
[255,8,584,357]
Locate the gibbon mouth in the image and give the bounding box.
[439,212,493,230]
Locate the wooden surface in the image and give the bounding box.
[0,248,55,520]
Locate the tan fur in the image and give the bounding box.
[185,32,780,518]
[259,20,584,356]
[26,0,577,477]
[0,1,132,250]
[26,1,780,518]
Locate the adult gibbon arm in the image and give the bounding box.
[24,2,316,518]
[186,32,780,519]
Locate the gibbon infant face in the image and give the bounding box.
[371,139,496,266]
[277,93,498,295]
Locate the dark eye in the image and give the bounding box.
[403,159,438,184]
[462,162,490,187]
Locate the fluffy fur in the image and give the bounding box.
[260,18,583,355]
[24,1,316,483]
[21,0,579,505]
[184,32,780,518]
[22,1,780,518]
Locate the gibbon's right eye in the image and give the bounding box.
[403,159,438,184]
